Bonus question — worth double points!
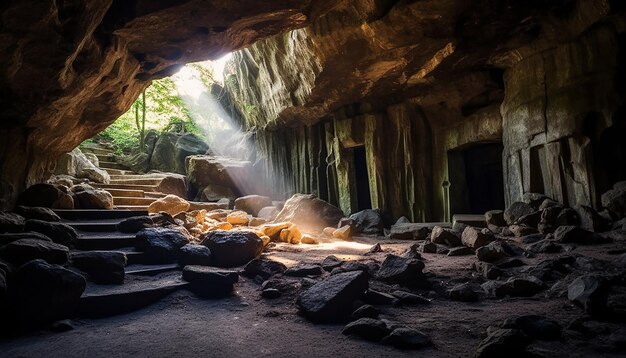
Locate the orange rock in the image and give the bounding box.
[249,217,268,226]
[259,222,291,241]
[333,225,353,240]
[323,227,336,237]
[279,224,302,244]
[301,234,319,245]
[226,210,249,225]
[148,194,190,216]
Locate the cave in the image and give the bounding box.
[1,1,626,357]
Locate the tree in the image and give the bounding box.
[134,89,147,151]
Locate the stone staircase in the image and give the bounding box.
[54,208,188,317]
[82,145,169,211]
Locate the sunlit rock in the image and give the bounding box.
[148,194,190,216]
[274,194,345,234]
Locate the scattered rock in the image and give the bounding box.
[462,227,495,249]
[71,184,113,209]
[179,244,212,266]
[504,202,534,225]
[522,193,550,209]
[601,181,626,217]
[24,220,77,246]
[226,210,250,225]
[349,209,384,235]
[342,318,390,341]
[473,261,503,280]
[567,275,609,315]
[117,216,154,233]
[553,226,605,245]
[12,259,86,326]
[296,270,369,322]
[0,211,25,233]
[575,205,611,232]
[364,289,397,305]
[389,223,431,240]
[502,276,544,297]
[300,234,319,245]
[243,258,287,279]
[382,327,432,349]
[485,210,506,227]
[71,251,126,284]
[321,255,344,271]
[515,211,542,227]
[182,265,238,297]
[17,183,73,209]
[377,254,426,286]
[202,230,263,267]
[556,208,580,227]
[501,315,561,341]
[278,224,302,244]
[509,224,538,237]
[0,238,69,266]
[135,227,190,263]
[285,264,323,277]
[367,243,383,254]
[419,241,437,253]
[474,328,530,358]
[352,304,379,319]
[431,226,462,247]
[14,206,61,222]
[527,239,563,253]
[476,241,513,262]
[274,194,345,233]
[449,282,479,302]
[333,225,353,240]
[148,194,190,216]
[331,261,372,275]
[234,195,272,216]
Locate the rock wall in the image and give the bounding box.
[0,0,338,209]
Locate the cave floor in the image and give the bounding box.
[0,237,624,358]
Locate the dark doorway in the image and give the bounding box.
[353,146,372,211]
[448,142,505,214]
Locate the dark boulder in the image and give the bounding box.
[484,210,506,227]
[0,231,52,246]
[382,327,432,349]
[449,282,480,302]
[10,259,86,327]
[522,193,550,209]
[296,270,369,323]
[321,255,344,271]
[24,219,77,246]
[233,195,272,216]
[389,223,431,240]
[179,244,212,266]
[182,265,238,297]
[243,258,287,279]
[474,328,530,358]
[71,251,126,284]
[553,226,605,245]
[462,227,495,248]
[376,254,426,286]
[349,209,384,235]
[431,226,462,247]
[0,212,25,233]
[202,230,263,267]
[342,318,390,341]
[504,202,534,225]
[0,239,69,266]
[351,304,380,319]
[501,315,561,341]
[117,216,154,233]
[601,181,626,217]
[567,275,610,315]
[70,184,113,209]
[285,264,323,277]
[16,183,72,209]
[14,206,61,222]
[475,241,514,262]
[135,227,190,263]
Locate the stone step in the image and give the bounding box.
[116,205,151,211]
[96,154,114,162]
[113,196,157,206]
[93,183,160,192]
[106,188,146,198]
[145,191,168,199]
[81,147,115,156]
[109,174,162,180]
[111,178,163,186]
[100,161,129,170]
[67,220,122,232]
[75,234,137,250]
[104,168,135,176]
[53,209,148,220]
[126,263,180,276]
[77,272,188,318]
[453,214,487,228]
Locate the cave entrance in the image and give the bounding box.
[352,146,372,211]
[584,108,626,205]
[447,142,505,215]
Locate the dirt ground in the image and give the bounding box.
[0,236,625,358]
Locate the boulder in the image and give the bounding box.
[332,225,353,240]
[296,270,369,322]
[273,194,345,234]
[24,219,77,246]
[556,208,580,226]
[0,238,69,266]
[202,230,263,267]
[484,210,506,227]
[71,184,113,209]
[0,232,52,247]
[349,209,384,235]
[153,173,188,199]
[135,227,190,263]
[17,183,73,209]
[342,318,390,341]
[377,254,426,286]
[55,147,110,184]
[257,206,279,221]
[473,261,503,280]
[575,205,611,232]
[243,258,287,279]
[148,194,190,215]
[233,195,272,216]
[474,328,530,358]
[504,202,534,225]
[601,181,626,217]
[352,304,380,319]
[186,154,252,189]
[501,315,561,341]
[321,255,344,271]
[475,241,514,262]
[174,133,209,174]
[509,224,538,237]
[226,210,250,225]
[118,152,150,173]
[71,251,127,284]
[382,327,432,349]
[500,276,544,297]
[462,227,495,248]
[179,244,212,266]
[11,259,86,326]
[567,275,609,315]
[117,216,154,233]
[430,226,462,246]
[522,193,550,209]
[389,223,431,241]
[14,206,61,222]
[553,226,604,245]
[182,265,238,297]
[150,132,180,173]
[285,264,323,277]
[0,212,25,233]
[449,282,479,302]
